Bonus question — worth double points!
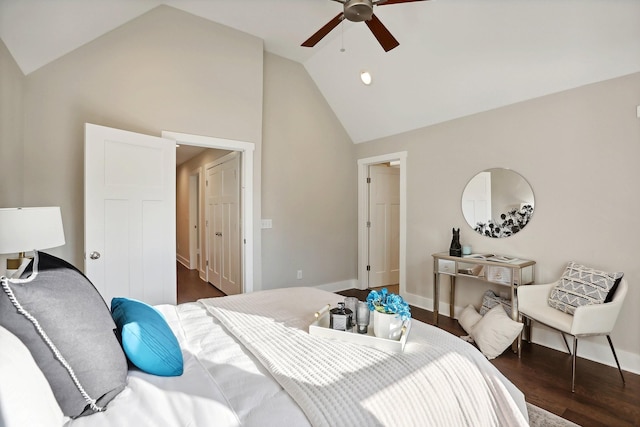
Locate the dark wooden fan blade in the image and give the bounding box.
[365,14,399,52]
[301,13,344,47]
[377,0,429,5]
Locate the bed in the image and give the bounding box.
[0,253,529,427]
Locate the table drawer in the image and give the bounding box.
[486,265,512,284]
[437,259,456,275]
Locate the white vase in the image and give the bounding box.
[373,310,403,341]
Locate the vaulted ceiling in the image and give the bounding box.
[1,0,639,143]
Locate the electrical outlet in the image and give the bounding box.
[297,270,303,280]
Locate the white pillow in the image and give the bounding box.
[472,304,523,360]
[458,304,482,335]
[0,325,66,427]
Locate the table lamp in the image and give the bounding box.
[0,207,66,275]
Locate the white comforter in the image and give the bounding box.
[66,300,308,427]
[203,287,528,427]
[66,288,528,427]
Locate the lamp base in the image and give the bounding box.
[6,258,21,278]
[5,255,31,278]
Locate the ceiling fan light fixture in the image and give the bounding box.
[344,0,374,22]
[302,0,425,51]
[360,71,373,85]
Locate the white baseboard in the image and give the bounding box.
[176,254,190,268]
[402,291,640,376]
[403,291,436,314]
[314,279,358,293]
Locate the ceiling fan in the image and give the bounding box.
[301,0,428,52]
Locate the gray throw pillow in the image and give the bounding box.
[479,289,512,316]
[548,261,623,315]
[0,251,127,418]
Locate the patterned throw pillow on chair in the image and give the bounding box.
[548,262,623,315]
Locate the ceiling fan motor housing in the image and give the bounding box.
[344,0,374,22]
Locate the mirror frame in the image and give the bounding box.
[461,168,535,238]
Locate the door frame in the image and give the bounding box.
[163,131,254,294]
[357,152,407,295]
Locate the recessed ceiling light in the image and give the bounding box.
[176,144,181,148]
[360,71,372,85]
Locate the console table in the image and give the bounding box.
[432,252,536,325]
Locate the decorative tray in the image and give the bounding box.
[308,305,411,352]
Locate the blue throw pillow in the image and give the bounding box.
[111,298,183,377]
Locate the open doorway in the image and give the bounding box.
[164,131,255,294]
[357,152,407,296]
[177,150,232,281]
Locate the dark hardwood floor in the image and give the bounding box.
[177,263,640,426]
[176,262,225,304]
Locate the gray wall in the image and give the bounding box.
[262,53,357,289]
[355,71,640,370]
[0,39,24,207]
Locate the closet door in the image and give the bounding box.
[368,164,400,288]
[205,153,241,295]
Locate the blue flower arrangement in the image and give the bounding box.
[366,288,411,321]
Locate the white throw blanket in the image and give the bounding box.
[201,287,528,427]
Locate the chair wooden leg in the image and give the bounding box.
[607,335,626,385]
[572,338,578,393]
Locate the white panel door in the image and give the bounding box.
[85,123,176,306]
[369,165,400,288]
[206,153,241,295]
[462,171,492,227]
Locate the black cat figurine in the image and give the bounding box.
[449,228,462,257]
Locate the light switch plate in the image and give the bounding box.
[261,219,273,229]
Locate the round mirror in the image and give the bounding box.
[461,168,534,238]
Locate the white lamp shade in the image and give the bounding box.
[0,207,65,254]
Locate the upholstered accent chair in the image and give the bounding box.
[517,278,628,392]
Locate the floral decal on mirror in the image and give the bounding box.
[474,204,533,238]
